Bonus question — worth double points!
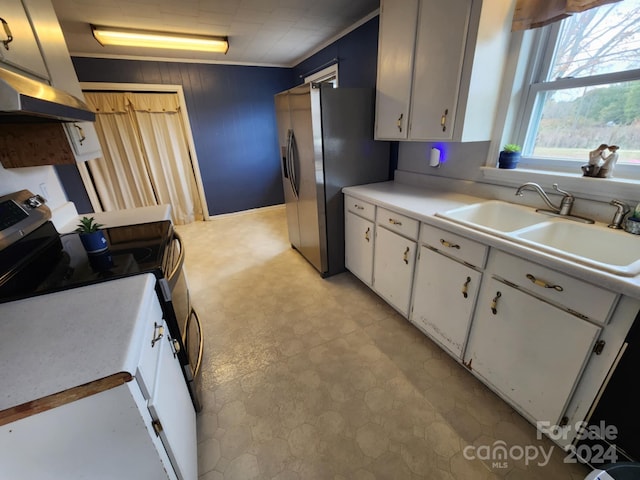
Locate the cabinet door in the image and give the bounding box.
[465,278,602,425]
[64,122,103,162]
[409,0,471,140]
[345,211,375,286]
[0,0,48,79]
[411,246,481,359]
[0,385,173,479]
[373,226,416,316]
[148,330,197,480]
[374,0,418,140]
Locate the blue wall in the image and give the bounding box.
[70,60,291,215]
[293,17,380,89]
[62,16,385,215]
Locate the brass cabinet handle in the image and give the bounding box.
[389,218,402,226]
[151,322,164,347]
[365,227,370,242]
[440,108,448,132]
[74,124,86,145]
[403,246,410,264]
[526,274,564,292]
[353,204,365,210]
[440,239,460,249]
[0,18,13,50]
[171,338,181,358]
[397,113,404,132]
[462,276,471,298]
[491,291,502,315]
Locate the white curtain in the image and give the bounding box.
[84,92,204,225]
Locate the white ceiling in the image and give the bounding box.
[51,0,380,67]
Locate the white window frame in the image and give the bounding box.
[484,19,640,203]
[304,64,338,86]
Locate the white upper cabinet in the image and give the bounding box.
[375,0,514,142]
[23,0,103,162]
[0,0,48,79]
[374,0,418,139]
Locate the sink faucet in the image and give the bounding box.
[608,200,629,229]
[515,182,594,224]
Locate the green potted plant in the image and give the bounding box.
[75,216,108,254]
[498,144,521,169]
[624,203,640,235]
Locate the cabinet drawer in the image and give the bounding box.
[420,223,488,268]
[377,207,419,240]
[490,250,618,324]
[345,196,375,221]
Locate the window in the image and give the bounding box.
[517,0,640,175]
[304,64,338,87]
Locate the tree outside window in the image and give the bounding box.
[524,0,640,166]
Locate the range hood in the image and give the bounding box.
[0,67,95,123]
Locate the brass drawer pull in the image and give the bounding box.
[440,108,448,132]
[526,274,564,292]
[151,322,164,348]
[440,239,460,249]
[491,291,502,315]
[462,276,471,298]
[0,17,13,50]
[353,204,365,210]
[389,218,403,226]
[403,247,410,264]
[365,227,370,242]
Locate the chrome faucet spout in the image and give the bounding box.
[515,182,560,213]
[514,182,594,224]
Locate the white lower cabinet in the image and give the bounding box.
[148,328,198,480]
[373,226,417,316]
[345,210,375,286]
[0,382,175,480]
[0,315,197,480]
[341,189,627,443]
[465,277,602,426]
[411,245,481,359]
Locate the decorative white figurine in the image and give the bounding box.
[597,145,619,178]
[582,143,608,177]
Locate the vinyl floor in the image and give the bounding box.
[176,206,590,480]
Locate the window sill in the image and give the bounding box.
[480,167,640,203]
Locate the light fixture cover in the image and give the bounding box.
[91,25,229,53]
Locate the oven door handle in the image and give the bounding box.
[187,307,204,377]
[167,231,185,287]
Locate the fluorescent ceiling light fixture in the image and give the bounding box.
[91,25,229,53]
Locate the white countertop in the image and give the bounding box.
[343,181,640,299]
[55,204,172,234]
[0,274,157,411]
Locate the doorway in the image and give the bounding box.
[79,83,208,225]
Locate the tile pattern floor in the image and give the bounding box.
[176,207,590,480]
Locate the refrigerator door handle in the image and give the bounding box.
[281,146,289,179]
[287,129,299,199]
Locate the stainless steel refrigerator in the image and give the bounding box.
[275,83,390,277]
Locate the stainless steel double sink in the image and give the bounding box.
[436,200,640,277]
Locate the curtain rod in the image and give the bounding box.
[298,57,339,79]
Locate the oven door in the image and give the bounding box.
[166,231,203,411]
